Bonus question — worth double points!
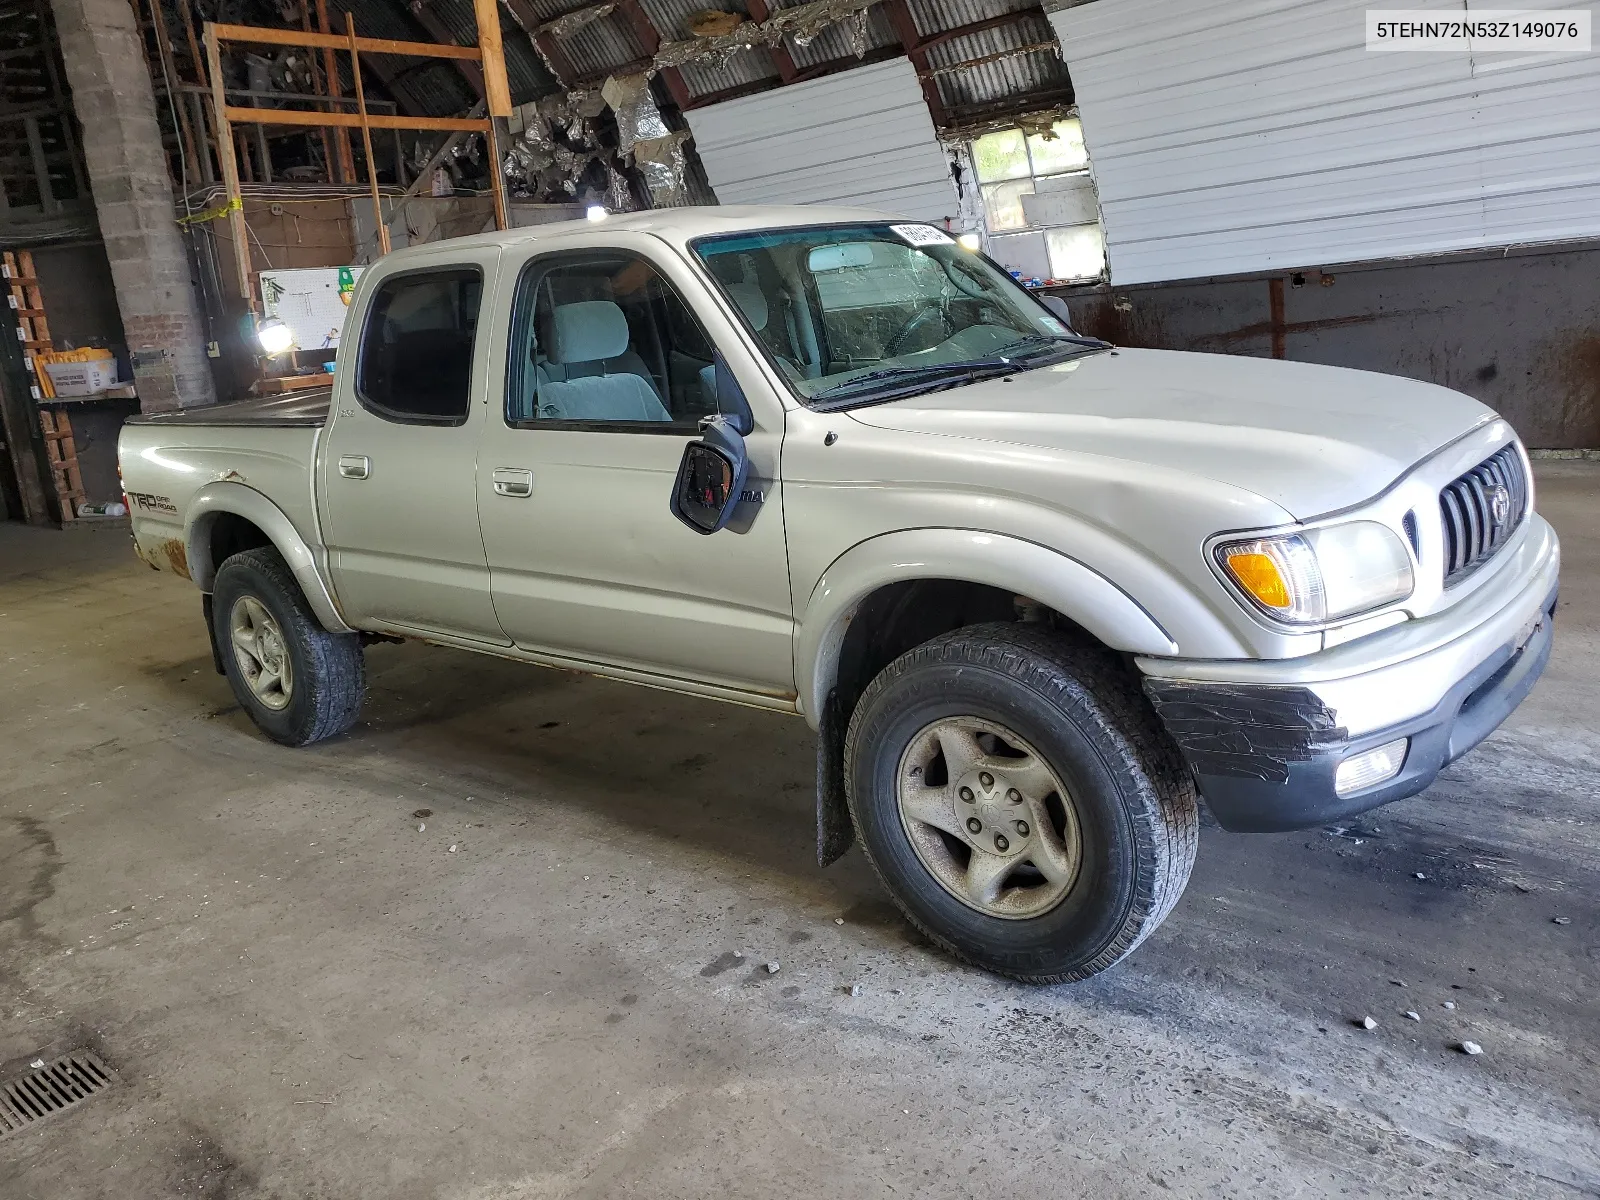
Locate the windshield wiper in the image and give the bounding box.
[991,332,1112,360]
[809,357,1019,405]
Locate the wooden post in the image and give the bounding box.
[317,0,355,183]
[178,0,217,180]
[347,15,390,256]
[146,0,200,186]
[296,0,336,183]
[486,118,507,230]
[205,24,253,306]
[471,0,512,118]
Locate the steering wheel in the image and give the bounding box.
[884,304,950,358]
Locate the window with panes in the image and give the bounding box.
[970,119,1107,283]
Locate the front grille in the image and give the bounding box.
[1439,444,1527,585]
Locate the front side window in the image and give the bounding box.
[356,268,481,424]
[507,251,722,429]
[692,223,1108,409]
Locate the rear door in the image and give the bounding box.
[319,248,507,643]
[475,233,794,697]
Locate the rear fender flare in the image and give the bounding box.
[795,528,1180,728]
[186,482,352,633]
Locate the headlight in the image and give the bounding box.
[1217,521,1414,625]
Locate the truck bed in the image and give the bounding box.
[126,389,332,428]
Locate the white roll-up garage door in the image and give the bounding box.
[684,58,957,223]
[1050,0,1600,285]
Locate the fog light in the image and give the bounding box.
[1334,738,1408,796]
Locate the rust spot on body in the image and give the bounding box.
[161,538,191,579]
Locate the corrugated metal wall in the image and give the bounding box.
[683,58,958,221]
[1050,0,1600,286]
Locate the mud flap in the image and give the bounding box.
[201,594,226,676]
[816,688,855,867]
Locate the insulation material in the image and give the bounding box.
[686,58,957,221]
[601,73,691,207]
[1052,0,1600,285]
[536,1,617,39]
[601,72,671,154]
[655,0,880,66]
[634,130,693,207]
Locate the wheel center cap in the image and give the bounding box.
[259,628,282,669]
[954,768,1029,857]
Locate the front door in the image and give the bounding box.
[476,243,793,697]
[320,258,507,643]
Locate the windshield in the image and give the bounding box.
[690,223,1107,408]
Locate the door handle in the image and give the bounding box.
[338,454,370,480]
[492,467,534,498]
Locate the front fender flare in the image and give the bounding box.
[795,527,1179,728]
[185,482,352,633]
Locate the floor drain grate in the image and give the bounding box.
[0,1051,113,1139]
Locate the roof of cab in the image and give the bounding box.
[389,204,908,257]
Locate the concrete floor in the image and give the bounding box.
[1,464,1596,1200]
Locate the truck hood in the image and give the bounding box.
[842,348,1494,519]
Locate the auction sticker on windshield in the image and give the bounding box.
[890,224,955,247]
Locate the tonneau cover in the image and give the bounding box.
[126,389,332,427]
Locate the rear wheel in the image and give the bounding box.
[212,547,365,746]
[844,623,1197,983]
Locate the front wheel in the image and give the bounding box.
[843,624,1197,983]
[211,546,365,746]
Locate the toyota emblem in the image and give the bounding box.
[1486,484,1511,528]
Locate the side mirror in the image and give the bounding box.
[670,414,750,535]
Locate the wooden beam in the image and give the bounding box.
[682,78,779,110]
[316,0,356,182]
[470,0,513,116]
[347,14,390,256]
[145,0,200,184]
[742,0,795,83]
[912,9,1036,55]
[498,0,578,86]
[224,106,491,132]
[406,0,487,100]
[612,0,692,111]
[882,0,948,126]
[210,21,483,60]
[204,24,252,305]
[685,44,904,106]
[397,100,485,198]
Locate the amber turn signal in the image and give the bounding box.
[1224,550,1292,609]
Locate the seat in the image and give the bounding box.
[537,300,672,423]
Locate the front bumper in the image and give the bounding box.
[1139,515,1560,833]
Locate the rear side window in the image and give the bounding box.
[356,268,482,424]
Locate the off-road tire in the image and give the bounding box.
[212,546,365,746]
[844,622,1198,983]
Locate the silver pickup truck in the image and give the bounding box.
[118,205,1559,983]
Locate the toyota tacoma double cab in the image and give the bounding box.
[118,205,1559,983]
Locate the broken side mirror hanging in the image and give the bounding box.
[670,414,750,535]
[671,351,754,534]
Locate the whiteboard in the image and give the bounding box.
[260,266,365,351]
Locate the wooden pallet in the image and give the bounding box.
[5,249,83,523]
